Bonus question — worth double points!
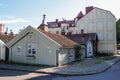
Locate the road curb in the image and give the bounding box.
[0,57,120,76]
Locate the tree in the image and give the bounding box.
[116,18,120,43]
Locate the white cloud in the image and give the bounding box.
[0,15,29,23]
[0,18,29,24]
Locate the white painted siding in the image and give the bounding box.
[9,27,61,66]
[0,40,6,61]
[76,8,117,53]
[59,48,75,65]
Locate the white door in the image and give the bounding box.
[87,41,93,57]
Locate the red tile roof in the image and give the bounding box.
[67,33,98,45]
[76,11,84,20]
[47,20,75,28]
[47,6,95,28]
[86,6,94,14]
[0,34,15,44]
[39,30,78,48]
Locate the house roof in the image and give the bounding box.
[47,6,115,29]
[47,20,75,28]
[94,7,116,19]
[67,33,98,45]
[76,6,94,21]
[7,26,78,48]
[40,30,78,48]
[76,11,84,20]
[0,34,15,44]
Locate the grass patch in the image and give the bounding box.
[100,55,117,61]
[94,61,103,65]
[5,61,54,68]
[76,55,118,68]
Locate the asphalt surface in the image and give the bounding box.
[0,69,60,80]
[53,60,120,80]
[0,58,120,80]
[0,60,120,80]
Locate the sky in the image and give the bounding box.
[0,0,120,33]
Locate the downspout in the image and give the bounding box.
[56,50,59,66]
[10,47,12,62]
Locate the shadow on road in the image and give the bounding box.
[0,69,29,77]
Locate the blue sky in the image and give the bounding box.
[0,0,120,33]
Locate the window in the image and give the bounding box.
[27,43,37,57]
[56,31,59,34]
[17,46,21,54]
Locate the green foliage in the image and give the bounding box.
[116,18,120,43]
[74,45,82,60]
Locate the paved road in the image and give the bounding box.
[0,61,120,80]
[0,69,58,80]
[53,61,120,80]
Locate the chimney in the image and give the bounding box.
[61,32,65,36]
[74,18,76,21]
[81,29,84,37]
[67,32,72,37]
[41,25,48,32]
[5,27,8,35]
[76,11,84,20]
[37,14,48,32]
[0,24,4,33]
[9,29,14,36]
[86,6,93,14]
[56,19,59,23]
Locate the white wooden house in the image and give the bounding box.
[47,6,117,54]
[0,40,6,61]
[0,33,15,61]
[7,26,79,66]
[76,6,117,53]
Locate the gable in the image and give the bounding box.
[7,26,78,48]
[7,26,62,48]
[94,7,116,20]
[0,40,5,45]
[77,7,116,24]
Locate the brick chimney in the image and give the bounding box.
[56,19,59,23]
[61,32,65,36]
[81,29,84,37]
[9,29,14,36]
[86,6,94,14]
[67,32,72,37]
[37,14,48,32]
[38,24,48,32]
[0,24,4,33]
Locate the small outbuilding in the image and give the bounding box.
[0,33,14,61]
[0,39,6,61]
[67,29,98,58]
[7,26,79,66]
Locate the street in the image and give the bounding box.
[0,61,120,80]
[53,60,120,80]
[0,69,58,80]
